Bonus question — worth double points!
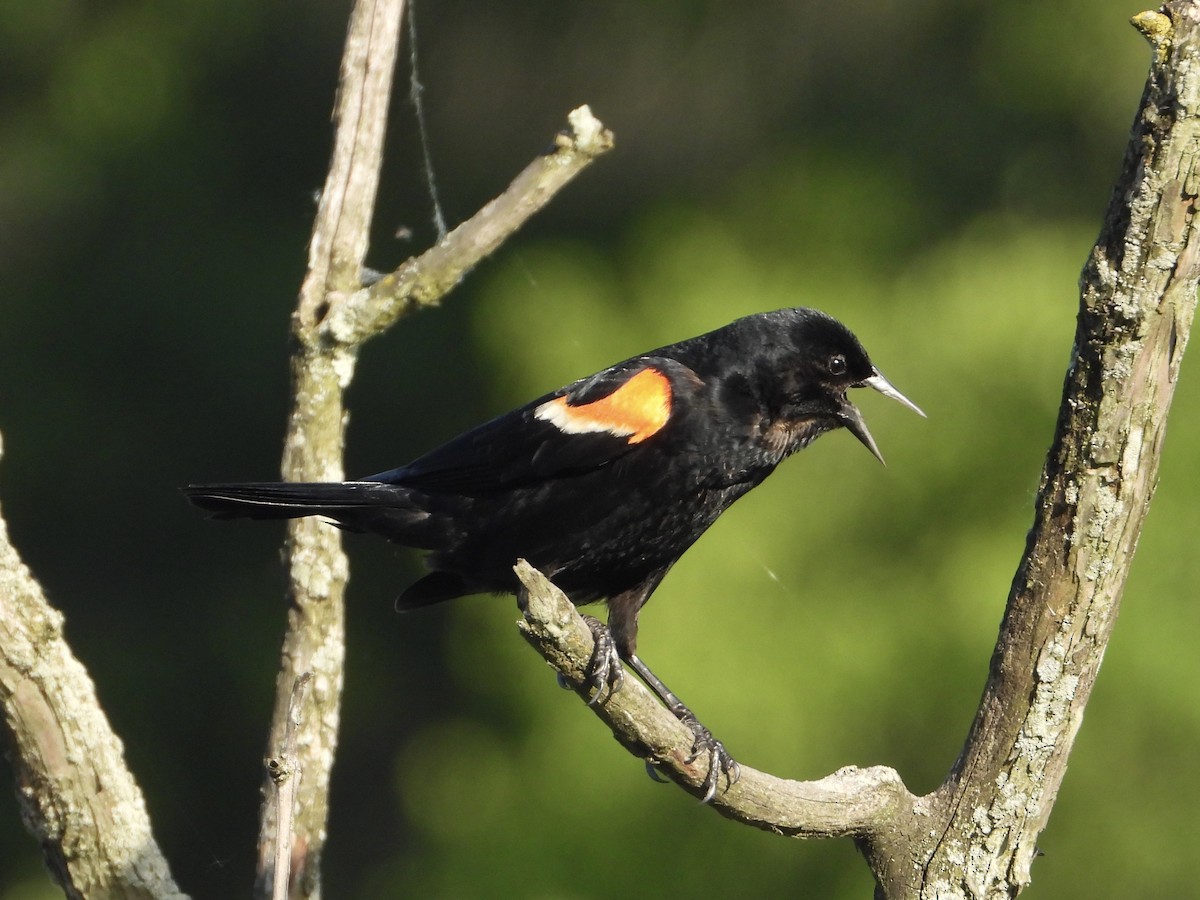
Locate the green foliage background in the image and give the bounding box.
[1,1,1197,897]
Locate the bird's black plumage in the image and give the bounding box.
[185,307,922,800]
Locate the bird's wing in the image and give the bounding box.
[366,357,698,494]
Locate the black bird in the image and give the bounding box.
[184,307,922,801]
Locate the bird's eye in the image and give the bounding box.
[828,354,847,376]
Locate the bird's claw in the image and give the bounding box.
[579,615,624,706]
[571,617,736,801]
[644,761,670,783]
[680,714,740,803]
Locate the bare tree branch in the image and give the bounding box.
[913,4,1200,896]
[256,1,615,896]
[512,5,1200,898]
[1,0,613,891]
[515,562,916,834]
[0,431,186,900]
[324,105,614,344]
[253,0,406,893]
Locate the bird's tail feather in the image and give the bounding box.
[183,481,407,520]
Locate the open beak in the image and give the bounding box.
[840,369,924,466]
[838,402,885,464]
[863,369,925,418]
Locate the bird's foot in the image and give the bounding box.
[679,713,740,803]
[579,615,624,706]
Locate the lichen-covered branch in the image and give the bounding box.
[0,431,186,900]
[256,0,614,896]
[253,0,405,894]
[911,5,1200,897]
[511,6,1200,899]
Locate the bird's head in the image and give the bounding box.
[761,308,924,463]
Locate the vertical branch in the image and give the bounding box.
[254,1,405,897]
[249,6,612,891]
[908,4,1200,897]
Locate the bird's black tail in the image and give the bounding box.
[183,481,409,521]
[186,481,468,599]
[183,480,446,547]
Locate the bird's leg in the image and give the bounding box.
[579,614,624,706]
[625,654,740,803]
[603,577,739,801]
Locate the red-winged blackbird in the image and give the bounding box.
[185,307,922,801]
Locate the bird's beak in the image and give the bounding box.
[838,401,886,465]
[863,369,925,418]
[840,369,924,466]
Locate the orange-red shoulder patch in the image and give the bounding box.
[535,367,672,444]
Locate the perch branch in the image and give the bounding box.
[515,561,917,836]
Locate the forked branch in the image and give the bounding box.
[258,1,614,896]
[514,5,1200,898]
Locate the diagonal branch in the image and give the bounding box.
[323,105,614,345]
[0,432,186,899]
[916,4,1200,896]
[515,561,917,835]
